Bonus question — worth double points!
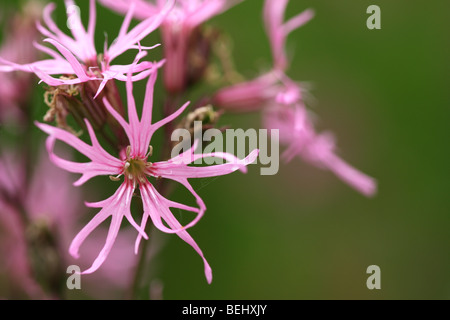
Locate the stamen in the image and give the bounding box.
[146,145,153,158]
[97,53,104,66]
[109,174,122,181]
[123,151,149,183]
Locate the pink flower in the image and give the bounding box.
[213,0,313,111]
[264,103,377,197]
[213,70,303,112]
[0,0,173,98]
[0,1,42,123]
[0,204,44,298]
[99,0,241,92]
[213,0,376,197]
[0,149,79,298]
[36,70,259,283]
[0,152,39,298]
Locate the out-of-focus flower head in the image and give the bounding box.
[264,102,377,197]
[213,0,376,197]
[99,0,241,93]
[0,149,80,298]
[0,149,139,298]
[0,0,174,98]
[213,0,314,111]
[100,0,239,27]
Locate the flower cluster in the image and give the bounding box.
[0,0,377,298]
[0,0,172,97]
[214,0,377,196]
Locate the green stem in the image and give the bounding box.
[127,221,151,300]
[127,178,170,300]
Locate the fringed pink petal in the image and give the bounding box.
[102,96,133,141]
[108,61,155,74]
[37,121,121,165]
[128,43,161,51]
[161,202,212,284]
[98,0,159,20]
[93,75,112,99]
[141,69,158,129]
[64,0,97,60]
[0,57,75,75]
[33,42,63,60]
[135,181,212,283]
[117,2,136,39]
[151,149,259,179]
[109,59,165,83]
[106,0,173,61]
[320,153,377,197]
[139,182,203,235]
[134,210,149,254]
[36,122,123,186]
[43,39,91,82]
[283,9,315,35]
[84,119,124,163]
[69,204,112,259]
[70,182,146,274]
[42,3,77,52]
[125,69,141,154]
[81,212,123,274]
[87,0,97,42]
[186,0,240,28]
[32,66,85,86]
[149,101,190,140]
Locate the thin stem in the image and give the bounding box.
[127,222,151,299]
[127,178,170,300]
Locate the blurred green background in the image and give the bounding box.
[1,0,449,299]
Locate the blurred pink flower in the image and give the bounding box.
[264,103,377,197]
[213,0,313,111]
[213,70,304,112]
[0,150,78,298]
[0,149,139,298]
[214,0,376,196]
[0,1,42,123]
[0,0,173,98]
[99,0,241,92]
[0,204,44,298]
[37,70,259,283]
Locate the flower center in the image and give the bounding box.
[122,146,154,183]
[110,146,153,183]
[124,157,148,181]
[84,54,108,78]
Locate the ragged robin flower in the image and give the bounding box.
[36,68,259,283]
[99,0,241,93]
[0,0,174,98]
[213,0,376,196]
